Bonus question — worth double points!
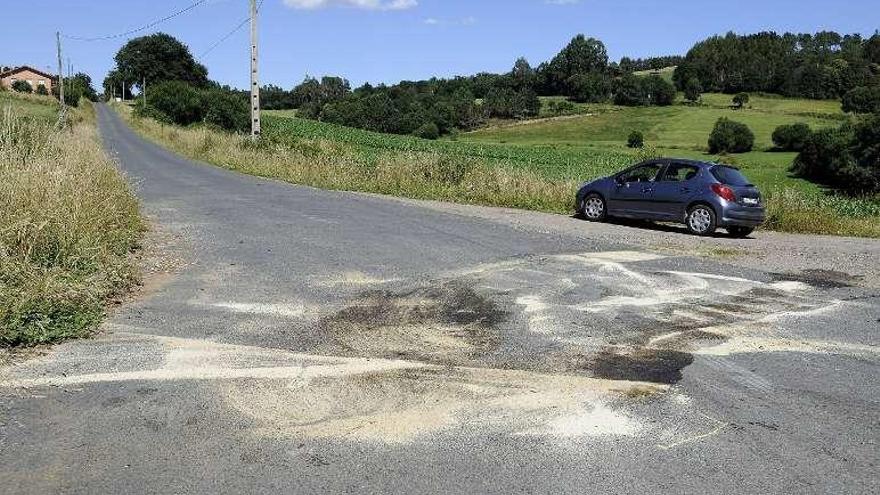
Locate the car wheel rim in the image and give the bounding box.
[584,197,604,219]
[689,208,711,233]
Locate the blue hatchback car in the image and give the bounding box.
[575,159,766,237]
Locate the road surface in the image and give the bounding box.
[2,104,879,494]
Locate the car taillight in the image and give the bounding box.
[711,183,736,202]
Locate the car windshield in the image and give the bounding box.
[711,166,752,186]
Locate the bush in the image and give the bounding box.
[841,86,880,113]
[627,131,644,148]
[791,115,880,194]
[708,117,754,153]
[642,75,676,106]
[567,73,611,103]
[732,92,750,109]
[613,74,646,106]
[684,77,702,103]
[11,80,32,93]
[146,80,203,126]
[772,123,812,151]
[413,122,440,140]
[201,89,249,133]
[546,99,576,116]
[35,85,49,96]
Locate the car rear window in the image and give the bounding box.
[711,166,752,186]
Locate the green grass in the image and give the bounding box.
[0,94,143,347]
[633,66,676,84]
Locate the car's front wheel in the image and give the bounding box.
[727,226,754,238]
[580,193,607,222]
[686,204,716,236]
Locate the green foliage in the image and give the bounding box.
[543,35,609,95]
[11,80,32,93]
[293,76,351,119]
[35,85,48,96]
[202,88,249,133]
[484,87,540,119]
[567,72,611,103]
[772,123,812,151]
[841,86,880,113]
[791,115,880,194]
[684,77,703,103]
[619,56,683,72]
[642,75,676,106]
[545,99,576,116]
[732,92,750,109]
[674,31,877,99]
[613,74,646,106]
[413,122,440,140]
[708,117,755,153]
[107,33,208,97]
[627,130,644,149]
[146,81,203,125]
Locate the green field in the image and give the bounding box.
[0,91,60,120]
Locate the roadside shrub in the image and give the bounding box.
[791,115,880,194]
[11,80,32,93]
[413,122,440,140]
[201,88,249,133]
[841,86,880,113]
[772,123,812,151]
[35,85,49,96]
[732,92,750,109]
[146,80,203,126]
[708,117,754,153]
[627,130,644,148]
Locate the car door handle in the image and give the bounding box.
[680,187,691,193]
[641,187,654,193]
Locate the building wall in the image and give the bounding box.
[1,69,54,93]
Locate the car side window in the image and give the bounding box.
[620,164,662,183]
[661,164,700,182]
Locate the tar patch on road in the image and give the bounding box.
[771,269,859,289]
[321,282,505,362]
[591,349,695,384]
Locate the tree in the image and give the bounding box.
[791,115,880,194]
[543,35,608,94]
[842,86,880,113]
[202,88,249,133]
[708,118,754,153]
[111,33,208,96]
[642,75,676,106]
[772,123,812,151]
[35,85,49,95]
[413,122,440,140]
[627,131,645,148]
[567,72,611,103]
[732,92,750,109]
[613,74,646,106]
[510,57,536,90]
[684,77,703,103]
[144,80,203,126]
[11,80,32,93]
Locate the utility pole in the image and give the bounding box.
[249,0,261,138]
[143,77,147,107]
[56,31,65,110]
[122,80,125,102]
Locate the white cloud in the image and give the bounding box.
[283,0,417,10]
[422,16,477,26]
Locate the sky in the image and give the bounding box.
[1,0,878,91]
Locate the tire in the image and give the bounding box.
[727,226,755,238]
[580,193,607,222]
[685,204,717,236]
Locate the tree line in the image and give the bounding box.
[673,31,880,99]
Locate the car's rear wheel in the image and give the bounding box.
[580,193,607,222]
[727,226,754,238]
[686,204,716,236]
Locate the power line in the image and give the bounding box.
[63,0,209,42]
[199,0,264,59]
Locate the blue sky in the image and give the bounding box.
[2,0,877,90]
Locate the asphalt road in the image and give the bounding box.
[1,104,879,494]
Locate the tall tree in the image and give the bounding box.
[111,33,208,93]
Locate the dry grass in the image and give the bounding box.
[120,105,576,214]
[118,105,880,239]
[0,101,143,346]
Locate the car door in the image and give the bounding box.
[608,161,664,216]
[651,162,702,220]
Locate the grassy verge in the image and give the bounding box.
[116,104,880,238]
[0,97,144,347]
